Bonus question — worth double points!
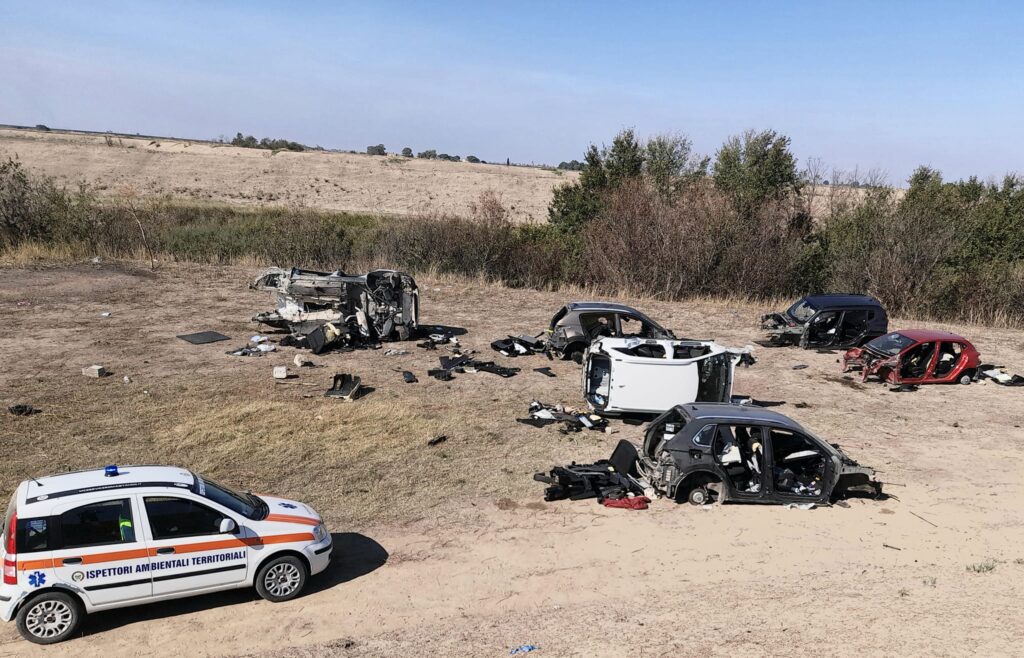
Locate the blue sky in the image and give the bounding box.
[1,1,1021,182]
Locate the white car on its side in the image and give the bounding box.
[1,465,332,644]
[583,337,756,415]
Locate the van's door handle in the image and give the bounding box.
[61,557,83,565]
[156,547,175,555]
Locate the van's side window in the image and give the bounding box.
[60,499,135,548]
[144,497,224,539]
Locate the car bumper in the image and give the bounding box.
[304,536,333,576]
[0,584,23,622]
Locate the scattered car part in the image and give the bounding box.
[402,370,418,383]
[635,403,882,505]
[272,366,289,380]
[760,294,888,349]
[843,330,982,386]
[293,354,315,368]
[518,400,609,434]
[177,331,230,344]
[978,365,1024,386]
[325,373,362,400]
[534,440,644,501]
[251,267,418,353]
[534,367,556,378]
[582,337,755,415]
[7,405,40,416]
[227,343,275,356]
[428,368,454,381]
[491,334,546,357]
[427,435,448,446]
[546,301,676,362]
[602,496,651,510]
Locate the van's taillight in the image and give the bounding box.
[3,513,16,584]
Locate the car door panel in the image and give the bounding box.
[49,496,152,607]
[140,496,248,596]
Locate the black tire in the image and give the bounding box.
[568,347,585,364]
[960,369,976,385]
[16,591,83,645]
[255,555,308,602]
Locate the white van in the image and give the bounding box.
[1,465,332,644]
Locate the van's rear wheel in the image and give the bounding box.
[256,555,308,602]
[16,592,82,644]
[688,487,711,506]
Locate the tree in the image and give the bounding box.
[401,147,413,158]
[417,149,437,159]
[644,133,708,201]
[366,144,386,156]
[466,155,481,163]
[578,144,607,190]
[548,181,604,232]
[603,128,644,187]
[713,129,800,214]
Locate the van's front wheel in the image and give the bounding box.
[256,555,308,602]
[16,591,82,644]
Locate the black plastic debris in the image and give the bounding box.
[8,404,40,416]
[518,400,609,434]
[534,367,556,378]
[428,368,454,381]
[418,331,459,351]
[792,364,809,370]
[491,334,546,357]
[889,384,919,393]
[534,440,643,502]
[402,370,418,384]
[177,331,231,345]
[431,355,520,380]
[325,373,363,400]
[427,435,448,446]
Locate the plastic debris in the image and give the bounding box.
[82,365,109,378]
[427,435,448,446]
[325,373,362,400]
[784,502,817,510]
[510,645,539,655]
[8,405,40,416]
[273,366,289,380]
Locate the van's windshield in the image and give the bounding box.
[193,475,267,520]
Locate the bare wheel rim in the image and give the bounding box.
[25,600,74,638]
[265,563,301,597]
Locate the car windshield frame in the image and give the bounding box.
[786,299,818,323]
[191,474,267,520]
[864,332,916,356]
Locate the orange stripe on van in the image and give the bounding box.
[264,513,321,526]
[16,532,314,570]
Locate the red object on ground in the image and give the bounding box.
[602,496,650,510]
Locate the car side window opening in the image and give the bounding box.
[713,424,764,494]
[839,310,869,341]
[144,497,226,540]
[812,311,839,333]
[900,342,936,379]
[770,429,825,496]
[60,499,135,549]
[933,342,963,377]
[619,314,654,338]
[692,424,716,448]
[580,313,616,340]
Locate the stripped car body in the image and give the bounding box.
[583,337,755,415]
[547,301,674,361]
[636,403,882,505]
[251,268,418,352]
[842,330,981,385]
[760,294,888,349]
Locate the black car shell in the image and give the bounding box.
[547,301,674,361]
[760,293,888,349]
[637,403,881,505]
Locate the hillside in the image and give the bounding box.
[0,127,576,222]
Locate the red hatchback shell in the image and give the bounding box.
[843,330,981,385]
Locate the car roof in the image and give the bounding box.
[890,329,969,342]
[565,301,646,314]
[800,293,882,309]
[20,465,195,508]
[681,403,805,429]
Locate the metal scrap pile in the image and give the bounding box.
[251,267,419,354]
[518,400,610,434]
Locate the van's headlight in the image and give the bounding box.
[313,523,328,542]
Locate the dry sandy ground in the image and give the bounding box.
[1,261,1023,657]
[0,128,575,223]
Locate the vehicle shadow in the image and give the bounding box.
[80,532,387,638]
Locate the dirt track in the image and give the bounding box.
[1,262,1024,657]
[0,128,573,223]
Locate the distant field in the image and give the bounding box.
[0,127,576,222]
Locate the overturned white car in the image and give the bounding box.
[583,337,755,415]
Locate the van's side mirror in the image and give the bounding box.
[219,518,237,534]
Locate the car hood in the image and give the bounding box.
[260,495,322,524]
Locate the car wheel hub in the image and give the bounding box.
[266,563,301,597]
[25,600,73,638]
